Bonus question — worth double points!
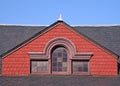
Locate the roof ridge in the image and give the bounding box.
[0,24,120,27]
[72,24,120,27]
[0,24,48,27]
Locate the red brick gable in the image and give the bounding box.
[2,21,118,76]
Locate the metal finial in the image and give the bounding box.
[58,14,62,21]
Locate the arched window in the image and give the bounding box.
[51,47,68,73]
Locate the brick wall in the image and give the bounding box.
[2,23,118,76]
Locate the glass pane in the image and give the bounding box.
[58,62,62,67]
[63,50,67,56]
[78,66,82,72]
[58,52,62,57]
[58,67,62,71]
[32,66,37,72]
[52,67,57,71]
[52,53,57,57]
[62,62,67,67]
[52,62,57,67]
[52,57,57,62]
[63,67,67,72]
[57,58,62,62]
[78,62,82,72]
[83,63,88,72]
[63,58,67,62]
[31,61,37,72]
[73,61,78,72]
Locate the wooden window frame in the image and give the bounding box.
[72,60,90,75]
[30,59,49,75]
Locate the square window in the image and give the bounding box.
[72,60,89,73]
[31,60,48,73]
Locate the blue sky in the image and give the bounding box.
[0,0,120,25]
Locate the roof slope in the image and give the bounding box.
[74,26,120,57]
[0,76,120,86]
[0,25,46,56]
[74,26,120,69]
[0,23,120,58]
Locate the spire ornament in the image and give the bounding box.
[58,14,63,21]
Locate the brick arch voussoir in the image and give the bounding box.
[44,37,76,58]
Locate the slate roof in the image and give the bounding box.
[0,76,120,86]
[0,23,120,58]
[0,25,46,56]
[74,26,120,57]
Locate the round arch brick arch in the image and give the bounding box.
[44,37,76,59]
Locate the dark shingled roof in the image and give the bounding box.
[74,26,120,57]
[0,24,120,58]
[0,25,46,56]
[0,76,120,86]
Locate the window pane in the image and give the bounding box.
[52,67,57,71]
[52,57,57,62]
[31,61,37,72]
[62,62,67,67]
[57,58,62,62]
[83,63,88,72]
[63,67,67,71]
[78,66,82,72]
[58,62,62,67]
[52,53,57,57]
[63,50,67,57]
[58,67,62,71]
[52,62,57,67]
[63,58,67,62]
[58,52,62,57]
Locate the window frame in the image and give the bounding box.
[51,46,70,75]
[30,59,49,75]
[72,60,90,75]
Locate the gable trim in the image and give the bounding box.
[1,21,64,58]
[1,20,119,59]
